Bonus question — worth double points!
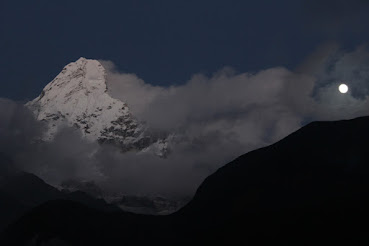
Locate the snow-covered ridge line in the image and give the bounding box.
[26,57,169,156]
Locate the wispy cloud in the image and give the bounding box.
[1,45,369,197]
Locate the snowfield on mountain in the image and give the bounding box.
[26,58,170,156]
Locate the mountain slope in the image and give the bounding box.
[0,191,27,233]
[26,58,168,154]
[1,200,165,246]
[177,116,369,244]
[3,116,369,245]
[0,169,120,235]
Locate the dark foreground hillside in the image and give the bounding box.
[2,116,369,245]
[177,116,369,245]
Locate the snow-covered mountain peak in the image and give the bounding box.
[40,57,107,102]
[26,58,169,155]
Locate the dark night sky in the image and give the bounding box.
[1,0,369,197]
[1,0,369,100]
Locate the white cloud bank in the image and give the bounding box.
[2,44,369,197]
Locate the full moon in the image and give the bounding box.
[339,84,348,94]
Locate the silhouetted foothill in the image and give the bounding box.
[0,170,119,238]
[3,116,369,245]
[177,116,369,244]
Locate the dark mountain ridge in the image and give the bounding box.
[0,160,120,234]
[175,116,369,244]
[2,116,369,245]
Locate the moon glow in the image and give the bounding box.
[339,84,348,94]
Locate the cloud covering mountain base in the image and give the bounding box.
[1,44,369,197]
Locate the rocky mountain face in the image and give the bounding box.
[26,58,169,155]
[23,58,183,215]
